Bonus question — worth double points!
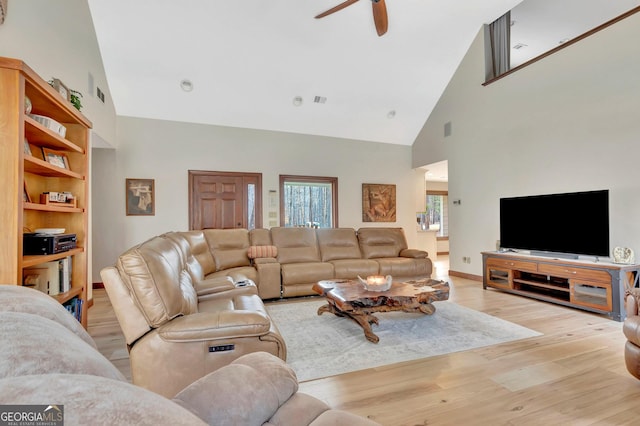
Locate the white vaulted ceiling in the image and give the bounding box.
[87,1,638,146]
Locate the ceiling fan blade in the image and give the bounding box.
[315,0,360,19]
[372,0,388,36]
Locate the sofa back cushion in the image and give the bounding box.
[249,228,273,246]
[180,231,216,275]
[316,228,363,262]
[0,285,96,348]
[270,227,321,264]
[116,235,198,327]
[204,229,252,271]
[357,227,409,259]
[164,232,205,281]
[0,311,126,382]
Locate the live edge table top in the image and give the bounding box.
[312,278,450,343]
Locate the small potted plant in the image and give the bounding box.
[69,90,83,111]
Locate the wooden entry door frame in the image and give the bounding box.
[189,170,262,230]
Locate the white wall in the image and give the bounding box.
[412,13,640,276]
[92,117,418,281]
[0,0,117,145]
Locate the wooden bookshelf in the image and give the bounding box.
[0,57,91,327]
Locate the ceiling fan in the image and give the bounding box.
[315,0,388,37]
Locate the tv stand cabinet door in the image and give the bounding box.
[569,279,612,312]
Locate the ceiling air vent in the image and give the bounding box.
[313,96,327,104]
[513,43,528,50]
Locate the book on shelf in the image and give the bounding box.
[63,297,83,322]
[23,256,72,295]
[59,256,72,293]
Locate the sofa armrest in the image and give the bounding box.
[255,260,282,299]
[625,289,640,316]
[624,315,640,346]
[193,276,236,297]
[254,257,278,264]
[157,311,271,342]
[172,352,297,426]
[399,248,428,259]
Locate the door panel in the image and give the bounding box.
[189,171,262,230]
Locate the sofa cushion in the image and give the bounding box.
[116,235,197,327]
[206,266,258,284]
[375,257,431,277]
[248,245,278,259]
[357,227,409,259]
[179,231,217,275]
[172,352,298,426]
[271,227,321,264]
[330,259,379,279]
[250,228,273,246]
[280,262,334,285]
[0,374,205,425]
[0,285,95,348]
[316,228,363,262]
[163,232,206,281]
[204,229,252,270]
[0,312,125,381]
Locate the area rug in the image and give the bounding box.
[266,299,541,382]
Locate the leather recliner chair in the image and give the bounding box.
[624,288,640,379]
[100,233,286,398]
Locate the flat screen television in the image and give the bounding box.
[499,189,609,258]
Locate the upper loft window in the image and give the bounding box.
[484,1,640,83]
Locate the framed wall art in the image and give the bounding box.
[50,78,70,101]
[362,183,396,222]
[126,178,155,216]
[41,148,69,170]
[23,181,31,203]
[0,0,7,25]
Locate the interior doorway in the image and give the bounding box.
[420,160,449,256]
[188,170,262,230]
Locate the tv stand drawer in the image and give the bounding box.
[538,264,610,283]
[486,258,537,272]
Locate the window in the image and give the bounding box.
[426,191,448,237]
[280,175,338,228]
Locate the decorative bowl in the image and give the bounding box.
[357,275,392,292]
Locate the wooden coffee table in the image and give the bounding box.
[312,278,450,343]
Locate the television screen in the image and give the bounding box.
[499,190,609,257]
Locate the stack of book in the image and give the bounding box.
[22,256,72,295]
[63,297,83,322]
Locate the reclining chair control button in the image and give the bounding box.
[209,344,235,353]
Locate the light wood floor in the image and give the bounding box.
[88,261,640,425]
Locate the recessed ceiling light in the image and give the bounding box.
[180,79,193,92]
[292,96,303,106]
[387,110,396,119]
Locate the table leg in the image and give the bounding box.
[317,303,380,343]
[347,312,380,343]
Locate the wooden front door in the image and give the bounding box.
[189,171,262,230]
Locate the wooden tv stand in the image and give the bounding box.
[482,251,640,321]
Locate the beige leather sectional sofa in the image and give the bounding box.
[0,285,379,426]
[269,227,433,297]
[100,226,431,397]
